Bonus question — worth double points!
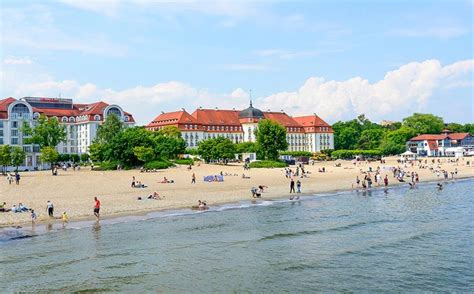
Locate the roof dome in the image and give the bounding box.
[239,101,264,119]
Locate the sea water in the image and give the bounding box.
[1,180,473,292]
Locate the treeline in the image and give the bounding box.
[332,113,474,156]
[89,115,186,169]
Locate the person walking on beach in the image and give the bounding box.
[131,176,136,188]
[62,211,69,227]
[290,178,295,193]
[191,173,196,184]
[296,180,301,193]
[94,197,101,220]
[7,173,13,185]
[46,201,54,217]
[31,210,37,224]
[384,175,389,187]
[15,172,20,185]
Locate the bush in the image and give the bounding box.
[331,149,382,159]
[185,148,199,155]
[173,158,194,165]
[144,160,174,170]
[280,151,313,157]
[94,161,121,171]
[249,160,288,168]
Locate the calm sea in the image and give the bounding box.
[1,179,473,292]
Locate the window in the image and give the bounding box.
[0,121,3,128]
[11,130,19,137]
[11,138,19,145]
[107,107,122,117]
[12,121,18,128]
[11,103,30,119]
[69,117,75,122]
[62,117,68,122]
[124,115,129,122]
[94,115,101,121]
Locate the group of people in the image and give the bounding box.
[131,176,148,188]
[5,172,21,185]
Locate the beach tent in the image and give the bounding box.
[445,147,464,158]
[400,150,417,161]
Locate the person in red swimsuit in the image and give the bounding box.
[94,197,101,220]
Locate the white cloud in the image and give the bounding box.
[259,59,474,121]
[3,56,33,65]
[2,59,472,125]
[59,0,121,17]
[388,27,468,39]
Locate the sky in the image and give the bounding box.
[1,0,473,125]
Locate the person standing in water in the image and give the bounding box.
[384,175,389,187]
[290,178,295,193]
[62,211,69,226]
[296,180,302,193]
[94,197,101,220]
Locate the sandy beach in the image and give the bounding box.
[1,157,473,227]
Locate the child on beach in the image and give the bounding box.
[62,212,69,225]
[94,197,101,220]
[31,210,37,223]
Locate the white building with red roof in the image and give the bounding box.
[146,102,334,152]
[0,97,135,170]
[407,129,473,156]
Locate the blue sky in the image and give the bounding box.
[1,0,473,125]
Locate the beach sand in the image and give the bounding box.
[1,157,473,227]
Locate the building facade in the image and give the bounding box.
[0,97,135,170]
[407,130,474,156]
[146,103,334,152]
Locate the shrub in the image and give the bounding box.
[144,160,174,170]
[94,161,121,171]
[173,158,194,165]
[279,151,313,157]
[331,149,382,159]
[249,160,288,168]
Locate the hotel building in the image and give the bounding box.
[146,103,334,152]
[0,97,135,170]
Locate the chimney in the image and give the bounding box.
[181,108,185,111]
[161,111,165,114]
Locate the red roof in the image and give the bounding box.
[410,133,470,141]
[147,110,198,128]
[0,97,135,122]
[263,112,301,127]
[191,109,241,126]
[410,134,447,141]
[448,133,470,140]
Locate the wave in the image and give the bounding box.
[259,219,396,242]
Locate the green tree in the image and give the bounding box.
[379,126,416,155]
[334,127,358,150]
[11,147,26,172]
[402,113,444,135]
[0,145,12,174]
[446,123,463,133]
[133,146,155,163]
[80,153,90,163]
[158,125,181,138]
[358,128,385,150]
[23,115,66,147]
[40,146,59,174]
[235,142,258,153]
[197,137,236,163]
[255,119,288,160]
[70,154,80,163]
[96,114,124,144]
[463,123,474,135]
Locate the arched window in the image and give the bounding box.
[94,115,101,121]
[124,115,129,122]
[62,117,68,123]
[33,112,40,119]
[107,107,122,117]
[11,103,30,119]
[69,117,75,123]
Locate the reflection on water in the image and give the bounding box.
[1,179,473,292]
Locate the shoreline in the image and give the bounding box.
[2,174,473,231]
